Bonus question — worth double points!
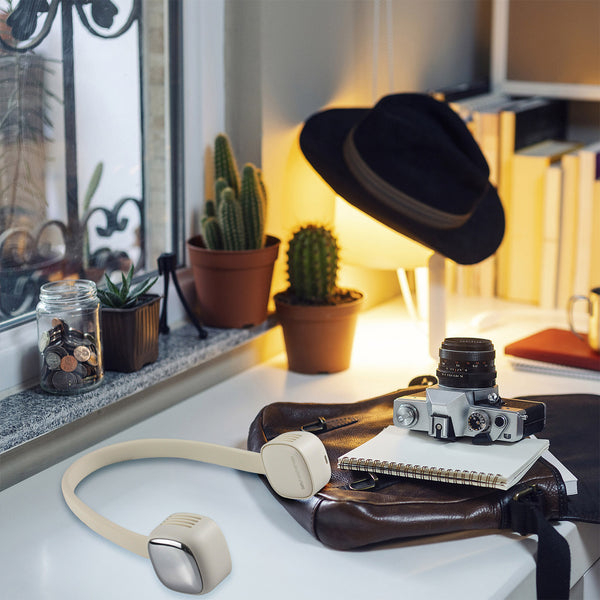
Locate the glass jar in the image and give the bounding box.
[36,279,104,394]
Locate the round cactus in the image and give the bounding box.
[287,225,339,303]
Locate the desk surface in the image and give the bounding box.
[0,296,598,600]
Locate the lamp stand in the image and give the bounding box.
[427,252,446,359]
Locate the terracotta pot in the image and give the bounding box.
[186,235,280,328]
[101,294,161,372]
[275,291,364,374]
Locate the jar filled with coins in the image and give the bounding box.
[36,279,104,394]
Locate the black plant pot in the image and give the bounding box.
[101,294,161,372]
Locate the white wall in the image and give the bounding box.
[224,0,490,304]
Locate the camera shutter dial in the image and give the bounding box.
[467,410,491,433]
[395,403,418,427]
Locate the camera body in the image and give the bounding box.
[393,338,546,443]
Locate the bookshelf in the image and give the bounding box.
[475,0,600,309]
[491,0,600,102]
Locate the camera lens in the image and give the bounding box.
[436,337,496,389]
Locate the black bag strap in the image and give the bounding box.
[508,485,571,600]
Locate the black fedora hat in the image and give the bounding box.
[299,93,504,265]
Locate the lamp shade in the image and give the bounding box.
[334,196,432,271]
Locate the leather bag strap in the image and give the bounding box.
[508,486,571,600]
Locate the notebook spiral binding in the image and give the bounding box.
[339,457,504,488]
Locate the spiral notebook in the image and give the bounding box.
[338,426,550,490]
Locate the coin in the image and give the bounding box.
[83,332,96,345]
[60,355,78,373]
[52,370,79,391]
[74,363,89,377]
[87,352,98,366]
[45,351,63,370]
[38,331,50,353]
[73,345,91,362]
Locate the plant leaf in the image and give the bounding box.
[83,162,103,210]
[129,277,158,299]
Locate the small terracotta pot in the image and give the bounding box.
[101,294,161,372]
[187,235,280,328]
[275,291,363,374]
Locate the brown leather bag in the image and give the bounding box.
[248,388,600,600]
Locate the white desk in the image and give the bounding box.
[0,296,598,599]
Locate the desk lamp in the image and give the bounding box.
[299,93,504,357]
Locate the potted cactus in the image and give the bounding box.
[187,133,280,328]
[274,224,363,374]
[97,265,161,372]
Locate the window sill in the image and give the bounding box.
[0,316,282,490]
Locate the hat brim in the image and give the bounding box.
[300,107,504,265]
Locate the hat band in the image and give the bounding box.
[342,128,472,230]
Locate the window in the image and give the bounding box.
[0,0,183,332]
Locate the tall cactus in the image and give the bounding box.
[240,163,266,250]
[214,134,240,197]
[287,224,339,303]
[201,215,223,250]
[218,188,246,250]
[201,134,267,250]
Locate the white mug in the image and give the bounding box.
[567,287,600,353]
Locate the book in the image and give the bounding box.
[504,327,600,372]
[337,425,549,491]
[591,178,600,288]
[573,141,600,295]
[447,92,512,137]
[467,97,524,298]
[429,80,490,103]
[557,151,581,309]
[445,94,514,298]
[468,96,515,184]
[496,98,568,299]
[505,140,581,304]
[539,163,563,309]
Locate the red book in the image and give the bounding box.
[504,328,600,372]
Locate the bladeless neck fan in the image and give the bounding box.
[62,431,331,595]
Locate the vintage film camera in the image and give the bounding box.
[393,338,546,443]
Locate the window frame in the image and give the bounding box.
[0,0,226,395]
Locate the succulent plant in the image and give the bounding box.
[286,224,340,304]
[201,133,267,251]
[97,264,158,309]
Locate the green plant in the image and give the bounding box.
[201,133,266,251]
[97,264,158,309]
[286,224,340,304]
[81,161,103,269]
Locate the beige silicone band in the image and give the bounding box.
[61,439,265,558]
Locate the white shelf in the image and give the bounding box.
[499,81,600,103]
[491,0,600,101]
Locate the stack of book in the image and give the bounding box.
[431,83,600,308]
